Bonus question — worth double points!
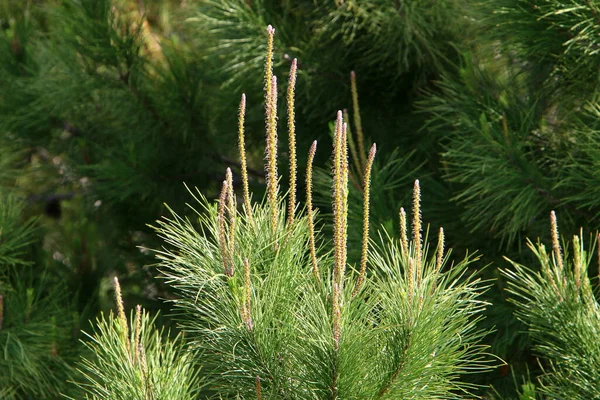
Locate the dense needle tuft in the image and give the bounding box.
[145,24,495,399]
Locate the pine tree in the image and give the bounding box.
[503,212,600,399]
[4,0,600,397]
[147,25,495,398]
[70,278,202,399]
[417,2,600,390]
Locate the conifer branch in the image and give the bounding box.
[306,140,320,280]
[238,93,253,222]
[353,143,376,297]
[377,339,411,398]
[287,59,298,227]
[147,22,494,399]
[350,71,367,171]
[504,224,600,398]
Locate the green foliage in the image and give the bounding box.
[0,195,37,266]
[421,61,555,245]
[485,0,600,96]
[0,271,78,399]
[559,104,600,217]
[71,304,202,400]
[4,0,600,397]
[0,194,79,399]
[154,187,495,398]
[188,0,470,126]
[0,2,235,394]
[503,216,600,399]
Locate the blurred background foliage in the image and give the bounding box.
[2,0,600,398]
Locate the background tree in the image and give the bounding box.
[504,213,600,399]
[3,0,600,397]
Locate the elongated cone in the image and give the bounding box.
[412,180,422,283]
[287,59,298,226]
[238,94,253,222]
[353,143,377,296]
[113,277,131,356]
[306,141,319,279]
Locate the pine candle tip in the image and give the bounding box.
[311,140,317,148]
[550,210,558,226]
[267,25,274,34]
[550,209,564,271]
[369,143,376,157]
[241,93,246,102]
[351,70,356,78]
